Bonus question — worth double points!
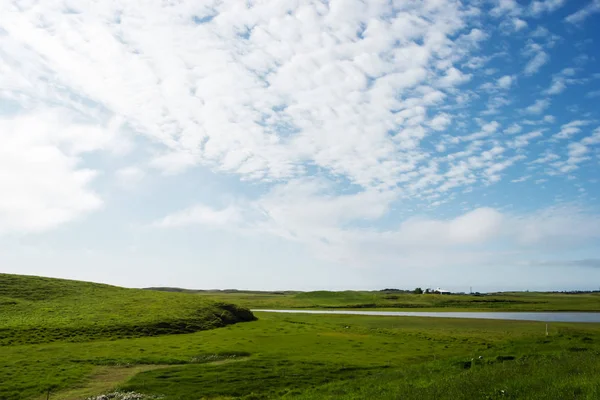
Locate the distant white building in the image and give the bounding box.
[435,287,451,294]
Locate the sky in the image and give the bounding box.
[1,0,600,292]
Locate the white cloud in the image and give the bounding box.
[499,17,528,33]
[553,120,591,140]
[524,51,549,75]
[543,68,583,96]
[462,121,500,141]
[530,26,550,37]
[490,0,522,17]
[504,123,523,135]
[157,198,600,268]
[0,0,484,194]
[437,67,472,88]
[2,0,600,283]
[568,142,589,159]
[565,0,600,24]
[497,75,515,89]
[547,128,600,174]
[428,113,452,131]
[509,130,543,148]
[544,78,566,95]
[512,205,600,246]
[481,95,511,115]
[581,127,600,145]
[511,175,531,183]
[529,0,566,16]
[531,152,560,164]
[0,111,104,234]
[399,208,504,246]
[513,18,528,30]
[525,99,550,114]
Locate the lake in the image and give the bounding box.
[252,309,600,323]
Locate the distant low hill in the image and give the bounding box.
[153,288,600,312]
[145,287,301,295]
[0,273,255,346]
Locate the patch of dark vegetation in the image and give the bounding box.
[282,319,313,325]
[455,360,472,369]
[568,347,589,352]
[496,355,516,361]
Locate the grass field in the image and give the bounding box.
[153,288,600,312]
[3,274,600,400]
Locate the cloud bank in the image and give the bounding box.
[1,0,600,288]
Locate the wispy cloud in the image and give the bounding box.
[504,123,523,135]
[497,75,515,89]
[156,199,600,268]
[553,120,592,140]
[511,175,531,183]
[490,0,522,17]
[530,152,560,165]
[543,68,583,95]
[508,130,544,148]
[525,99,551,114]
[524,49,549,75]
[587,90,600,98]
[565,0,600,24]
[529,0,566,16]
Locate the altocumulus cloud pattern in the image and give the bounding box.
[1,0,600,290]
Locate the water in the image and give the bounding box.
[252,309,600,323]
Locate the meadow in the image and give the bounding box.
[2,274,600,400]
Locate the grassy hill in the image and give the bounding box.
[0,273,255,346]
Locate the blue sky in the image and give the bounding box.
[1,0,600,291]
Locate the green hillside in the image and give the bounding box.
[0,273,255,346]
